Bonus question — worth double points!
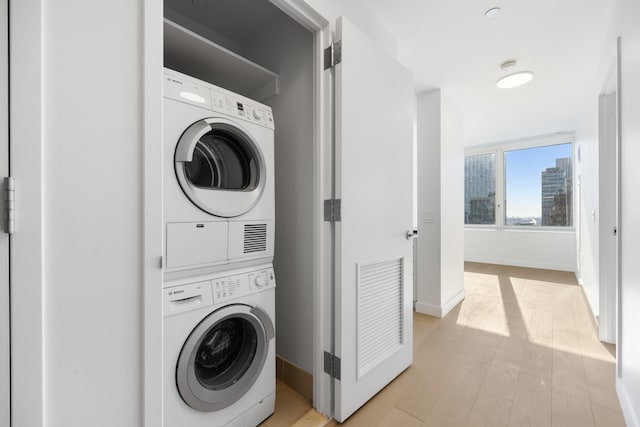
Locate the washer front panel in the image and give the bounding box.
[176,304,274,412]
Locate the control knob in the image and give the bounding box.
[254,275,267,288]
[252,109,263,120]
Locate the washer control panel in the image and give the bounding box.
[163,266,276,317]
[212,267,275,303]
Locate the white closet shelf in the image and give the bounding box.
[164,18,280,101]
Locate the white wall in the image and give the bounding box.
[38,1,157,425]
[574,29,618,323]
[465,229,576,272]
[415,90,465,317]
[244,12,316,374]
[440,94,465,307]
[576,0,640,424]
[300,0,397,57]
[416,91,441,306]
[575,97,600,314]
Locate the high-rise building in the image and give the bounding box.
[464,154,495,224]
[541,157,572,226]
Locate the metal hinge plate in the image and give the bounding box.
[3,177,15,234]
[324,41,342,70]
[324,199,341,222]
[323,351,341,380]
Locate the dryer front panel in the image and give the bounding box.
[175,118,266,218]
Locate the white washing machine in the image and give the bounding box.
[164,68,275,279]
[163,265,276,427]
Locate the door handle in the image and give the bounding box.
[406,229,418,240]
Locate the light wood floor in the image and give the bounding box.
[267,263,626,427]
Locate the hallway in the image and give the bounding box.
[323,263,624,426]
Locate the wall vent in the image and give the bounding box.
[357,257,404,379]
[243,223,267,254]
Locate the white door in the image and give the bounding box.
[0,0,9,424]
[333,17,415,422]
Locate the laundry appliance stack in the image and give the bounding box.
[162,68,277,427]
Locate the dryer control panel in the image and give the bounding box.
[163,68,275,130]
[163,266,276,317]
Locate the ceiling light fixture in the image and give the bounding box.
[496,71,534,89]
[485,7,501,19]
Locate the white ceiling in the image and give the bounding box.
[364,0,616,145]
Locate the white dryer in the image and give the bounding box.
[163,265,276,427]
[163,69,275,279]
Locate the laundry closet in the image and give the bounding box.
[6,0,418,424]
[163,0,317,402]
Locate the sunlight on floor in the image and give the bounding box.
[326,262,624,427]
[459,264,615,364]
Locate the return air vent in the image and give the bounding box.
[243,223,267,254]
[357,257,404,379]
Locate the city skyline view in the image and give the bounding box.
[505,143,572,219]
[465,142,573,226]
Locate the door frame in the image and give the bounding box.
[9,0,46,425]
[142,0,164,426]
[598,90,617,345]
[268,0,333,416]
[597,37,621,347]
[614,35,622,379]
[0,0,9,424]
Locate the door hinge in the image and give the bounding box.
[613,226,618,236]
[323,351,341,380]
[324,41,342,70]
[324,199,341,222]
[3,177,15,234]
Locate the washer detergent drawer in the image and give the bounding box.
[166,222,228,268]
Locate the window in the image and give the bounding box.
[504,144,573,227]
[464,153,496,225]
[465,135,573,229]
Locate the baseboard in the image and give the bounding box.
[577,279,599,332]
[415,301,442,317]
[291,408,329,427]
[276,355,313,403]
[617,378,640,427]
[442,289,465,317]
[464,256,574,273]
[415,289,465,318]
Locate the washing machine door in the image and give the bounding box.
[176,304,274,412]
[175,118,266,218]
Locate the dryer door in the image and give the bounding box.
[175,118,266,218]
[176,304,274,412]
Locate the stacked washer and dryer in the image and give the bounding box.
[163,68,277,427]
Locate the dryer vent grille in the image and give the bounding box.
[243,224,267,253]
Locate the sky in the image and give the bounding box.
[505,143,572,218]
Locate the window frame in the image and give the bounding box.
[465,133,576,232]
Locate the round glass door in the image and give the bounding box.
[175,118,266,218]
[176,305,273,412]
